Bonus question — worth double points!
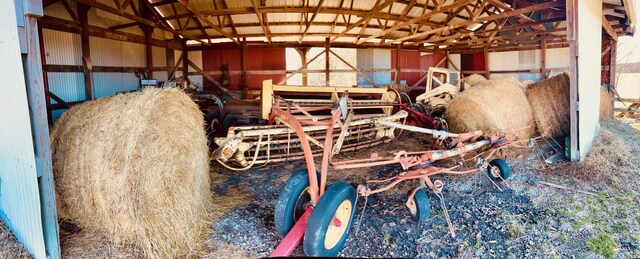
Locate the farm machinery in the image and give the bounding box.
[252,88,532,257]
[211,80,447,170]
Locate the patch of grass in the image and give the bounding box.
[507,224,523,238]
[586,233,617,259]
[382,232,391,247]
[560,234,570,243]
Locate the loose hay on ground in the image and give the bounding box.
[0,220,32,259]
[446,77,534,139]
[50,88,212,258]
[525,73,571,140]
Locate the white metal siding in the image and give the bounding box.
[577,0,603,159]
[42,29,82,66]
[188,51,204,91]
[0,1,46,257]
[357,48,391,86]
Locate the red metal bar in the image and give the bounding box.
[269,206,313,257]
[319,107,340,195]
[271,107,320,204]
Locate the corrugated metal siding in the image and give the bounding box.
[93,73,139,98]
[0,2,46,257]
[47,72,85,122]
[42,29,82,65]
[357,49,391,86]
[188,51,204,91]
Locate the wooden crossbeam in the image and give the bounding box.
[251,0,271,43]
[176,0,239,44]
[356,0,475,45]
[70,0,211,45]
[299,0,325,43]
[187,59,234,97]
[329,0,395,43]
[390,1,564,44]
[602,15,619,40]
[329,50,378,87]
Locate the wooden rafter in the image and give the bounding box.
[69,0,211,45]
[299,0,325,43]
[392,1,564,45]
[329,0,395,43]
[176,0,239,44]
[251,0,271,43]
[357,0,476,45]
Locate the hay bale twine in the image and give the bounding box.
[600,87,613,119]
[464,74,488,87]
[446,77,534,139]
[50,88,212,258]
[525,73,570,139]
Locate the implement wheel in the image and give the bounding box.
[274,169,320,237]
[488,158,511,181]
[304,182,356,257]
[408,188,431,222]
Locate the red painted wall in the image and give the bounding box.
[460,52,485,71]
[201,48,286,92]
[391,50,446,86]
[246,48,286,90]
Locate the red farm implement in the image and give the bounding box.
[264,90,534,257]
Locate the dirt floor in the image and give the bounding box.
[1,119,638,258]
[207,118,640,258]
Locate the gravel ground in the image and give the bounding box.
[209,119,640,258]
[0,219,32,259]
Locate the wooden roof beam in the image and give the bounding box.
[69,0,212,45]
[251,0,272,43]
[329,0,395,43]
[417,17,565,45]
[299,0,325,43]
[392,0,564,45]
[356,0,475,45]
[602,15,619,41]
[176,0,239,44]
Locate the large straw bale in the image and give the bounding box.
[446,77,535,139]
[525,73,570,139]
[50,88,212,258]
[464,74,488,87]
[600,87,613,119]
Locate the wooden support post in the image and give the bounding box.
[166,47,175,74]
[182,40,188,81]
[296,48,309,86]
[483,46,490,79]
[566,0,579,162]
[325,37,330,86]
[144,26,153,79]
[610,40,617,118]
[242,39,248,98]
[541,40,548,79]
[79,3,93,100]
[395,44,401,84]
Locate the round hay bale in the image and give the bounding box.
[520,80,535,90]
[600,87,613,119]
[525,73,570,139]
[50,88,212,258]
[464,74,488,87]
[446,77,534,140]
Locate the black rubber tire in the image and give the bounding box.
[488,158,511,181]
[408,189,431,222]
[304,182,357,257]
[274,169,320,237]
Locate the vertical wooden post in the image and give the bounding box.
[610,39,617,117]
[182,40,188,81]
[566,0,579,161]
[242,38,248,98]
[325,37,330,86]
[445,50,450,69]
[144,26,153,79]
[22,14,61,259]
[541,39,547,80]
[395,44,401,84]
[166,47,174,72]
[483,46,490,79]
[78,3,93,100]
[296,48,309,86]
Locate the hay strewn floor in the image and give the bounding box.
[0,219,32,259]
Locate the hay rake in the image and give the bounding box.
[211,80,446,170]
[267,94,535,256]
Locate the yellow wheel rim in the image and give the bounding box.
[324,199,352,250]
